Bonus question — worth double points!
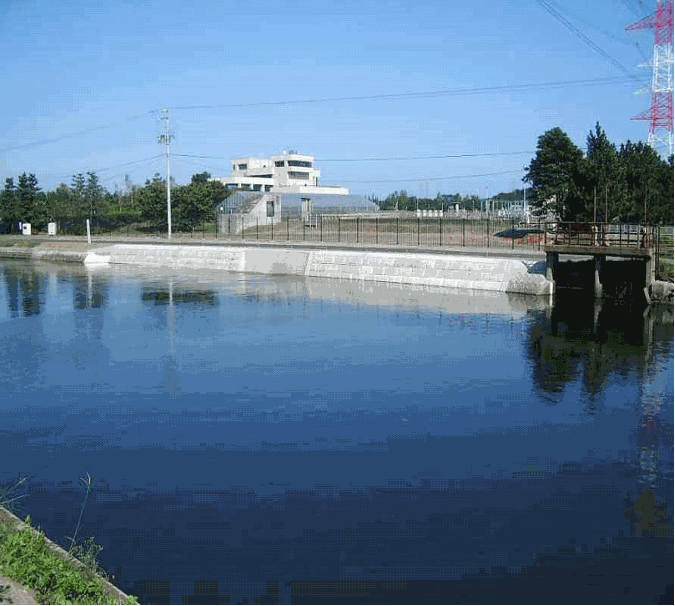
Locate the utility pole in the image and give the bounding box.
[158,109,174,240]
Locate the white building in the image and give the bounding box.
[216,151,349,195]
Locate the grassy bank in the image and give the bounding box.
[0,512,138,605]
[0,478,137,605]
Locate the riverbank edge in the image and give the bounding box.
[0,506,134,604]
[0,241,672,302]
[1,241,554,296]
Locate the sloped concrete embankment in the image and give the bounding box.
[0,245,91,264]
[85,244,553,296]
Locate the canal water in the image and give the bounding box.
[0,260,672,604]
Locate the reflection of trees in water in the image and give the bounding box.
[0,264,44,317]
[527,295,673,543]
[140,287,218,306]
[73,273,107,310]
[526,294,672,398]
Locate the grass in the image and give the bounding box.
[0,237,42,248]
[0,477,138,605]
[0,518,137,605]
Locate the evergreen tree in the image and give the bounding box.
[85,171,105,218]
[47,183,72,218]
[71,173,86,216]
[523,127,585,220]
[16,173,42,227]
[583,122,619,222]
[1,177,18,231]
[615,141,669,224]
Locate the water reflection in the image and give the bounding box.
[0,263,45,317]
[73,272,106,310]
[0,260,672,604]
[140,287,218,307]
[526,291,672,398]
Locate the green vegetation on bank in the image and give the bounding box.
[0,237,42,247]
[0,477,138,605]
[0,517,138,605]
[0,170,228,236]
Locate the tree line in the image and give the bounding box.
[523,123,673,224]
[1,125,672,233]
[374,191,490,213]
[373,124,672,224]
[0,171,229,233]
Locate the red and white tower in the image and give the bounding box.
[626,0,674,157]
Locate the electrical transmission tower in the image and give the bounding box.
[626,0,674,157]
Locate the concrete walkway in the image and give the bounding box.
[0,234,546,260]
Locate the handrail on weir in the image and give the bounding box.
[543,222,658,251]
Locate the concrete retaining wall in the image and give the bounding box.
[86,244,553,296]
[0,246,89,264]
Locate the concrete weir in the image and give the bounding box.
[84,244,553,296]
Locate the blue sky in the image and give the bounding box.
[0,0,659,197]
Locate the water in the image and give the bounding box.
[0,260,672,604]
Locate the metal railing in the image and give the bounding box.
[543,222,658,250]
[215,215,549,251]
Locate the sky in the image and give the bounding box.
[0,0,662,198]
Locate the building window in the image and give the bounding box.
[265,185,272,192]
[253,184,262,191]
[232,165,236,171]
[267,200,275,217]
[288,160,312,168]
[238,163,247,171]
[275,160,285,167]
[288,171,310,180]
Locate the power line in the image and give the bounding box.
[173,150,536,162]
[340,170,523,184]
[547,0,641,46]
[0,77,636,155]
[535,0,638,79]
[46,155,164,183]
[170,77,634,112]
[0,113,152,153]
[319,151,536,162]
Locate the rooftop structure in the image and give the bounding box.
[215,151,349,195]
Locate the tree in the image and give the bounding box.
[177,174,227,230]
[190,172,211,185]
[615,141,671,224]
[44,183,71,219]
[136,174,167,225]
[71,174,86,216]
[85,171,105,218]
[583,122,618,222]
[523,127,585,220]
[1,177,18,231]
[16,173,42,227]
